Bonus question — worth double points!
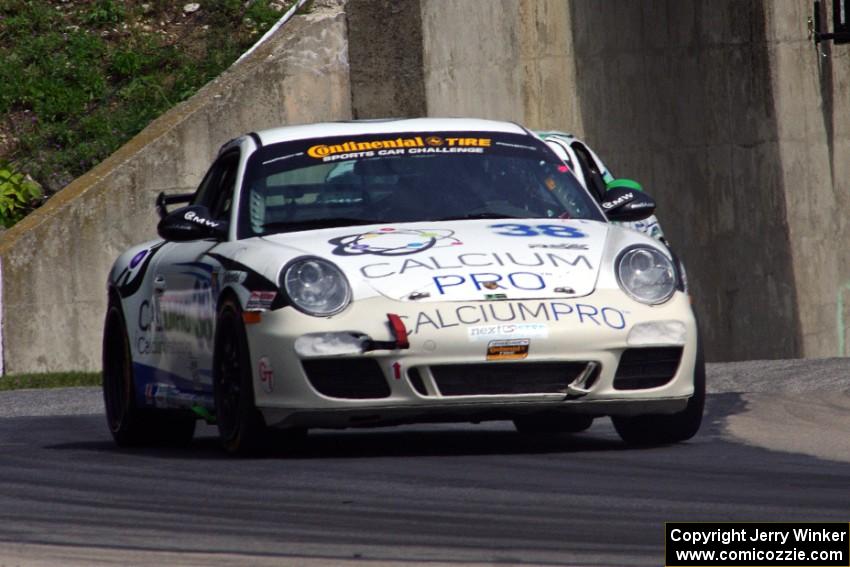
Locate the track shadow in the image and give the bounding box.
[43,393,745,460]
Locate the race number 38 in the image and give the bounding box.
[489,223,587,238]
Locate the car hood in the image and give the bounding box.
[257,219,609,302]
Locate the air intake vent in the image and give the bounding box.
[408,367,428,396]
[302,359,390,399]
[613,347,683,390]
[430,362,589,396]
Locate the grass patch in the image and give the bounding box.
[0,0,295,227]
[0,371,100,391]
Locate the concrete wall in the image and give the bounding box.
[0,0,351,373]
[565,1,802,361]
[766,1,850,358]
[563,0,849,360]
[419,0,581,131]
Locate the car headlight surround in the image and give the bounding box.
[281,256,352,316]
[616,245,677,305]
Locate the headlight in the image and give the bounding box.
[281,257,351,316]
[616,246,676,304]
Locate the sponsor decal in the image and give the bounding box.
[246,290,276,311]
[138,299,157,332]
[258,357,274,393]
[129,249,148,269]
[528,243,588,250]
[184,210,220,228]
[392,361,402,380]
[306,136,492,162]
[222,270,247,285]
[205,253,279,293]
[470,323,547,342]
[486,339,530,361]
[118,241,166,299]
[433,271,548,294]
[136,335,192,356]
[158,276,215,346]
[399,301,627,335]
[601,192,634,210]
[330,227,462,257]
[489,223,587,238]
[359,251,592,279]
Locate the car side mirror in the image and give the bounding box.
[601,183,656,222]
[157,205,228,241]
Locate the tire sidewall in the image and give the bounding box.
[213,298,266,453]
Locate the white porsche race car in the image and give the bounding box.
[103,118,704,454]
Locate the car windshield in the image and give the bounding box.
[238,131,605,238]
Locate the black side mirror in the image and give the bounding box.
[155,191,194,219]
[600,185,656,222]
[157,205,228,242]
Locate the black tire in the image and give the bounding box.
[611,336,706,446]
[213,297,274,455]
[102,295,196,447]
[513,413,594,435]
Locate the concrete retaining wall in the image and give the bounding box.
[566,1,802,361]
[0,0,351,373]
[766,1,850,358]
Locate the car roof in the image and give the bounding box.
[252,118,529,146]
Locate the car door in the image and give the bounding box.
[151,149,240,396]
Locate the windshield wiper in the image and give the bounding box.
[262,217,383,234]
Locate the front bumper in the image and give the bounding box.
[245,290,698,429]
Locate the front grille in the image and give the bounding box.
[430,362,588,396]
[407,367,428,396]
[613,347,683,390]
[302,358,390,399]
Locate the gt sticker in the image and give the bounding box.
[489,223,587,238]
[486,339,529,361]
[258,357,274,393]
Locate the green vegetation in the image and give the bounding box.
[0,162,42,227]
[0,0,295,228]
[0,371,100,391]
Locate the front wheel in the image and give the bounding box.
[611,337,705,446]
[213,298,273,455]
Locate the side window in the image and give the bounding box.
[544,138,587,190]
[570,142,608,203]
[192,151,239,221]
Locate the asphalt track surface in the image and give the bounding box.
[0,360,849,566]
